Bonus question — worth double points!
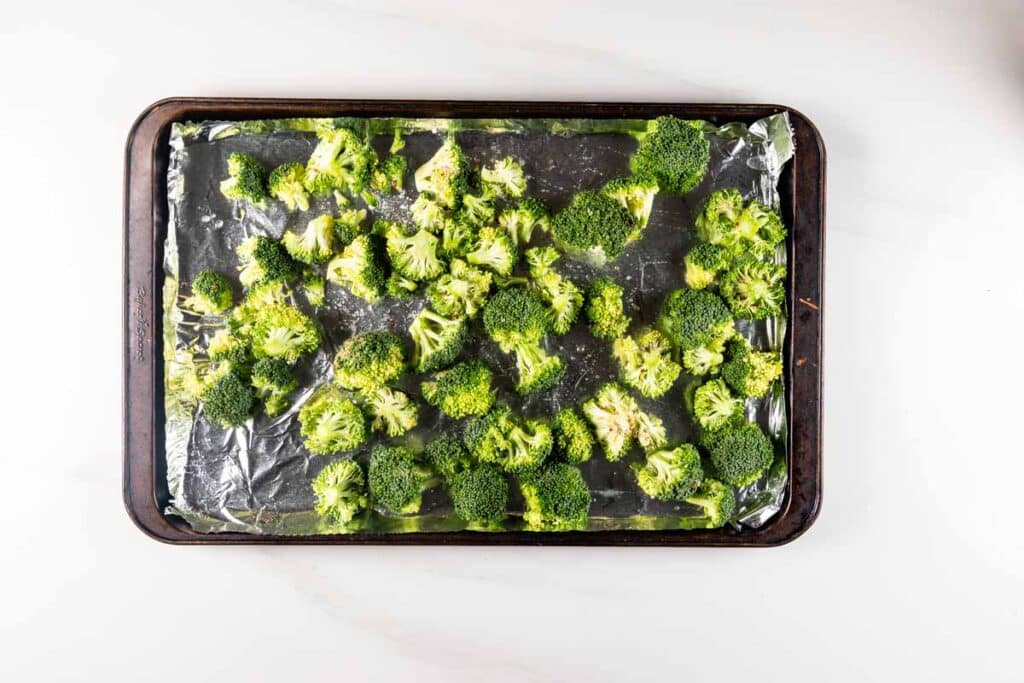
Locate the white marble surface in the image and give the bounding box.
[2,0,1023,680]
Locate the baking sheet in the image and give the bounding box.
[163,113,794,534]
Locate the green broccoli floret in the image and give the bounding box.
[386,272,418,299]
[552,190,636,266]
[603,175,659,232]
[629,116,709,194]
[581,382,639,461]
[410,194,447,233]
[451,464,509,529]
[302,272,326,307]
[312,459,367,526]
[303,127,372,196]
[463,405,552,473]
[332,331,406,391]
[440,217,478,258]
[730,201,787,257]
[657,288,735,351]
[250,357,297,417]
[695,188,746,245]
[368,444,436,515]
[635,409,668,453]
[710,422,774,487]
[459,191,496,226]
[634,444,703,501]
[720,257,786,320]
[692,378,745,431]
[421,360,495,419]
[370,132,407,194]
[186,270,234,315]
[482,286,548,352]
[612,329,681,398]
[361,387,419,437]
[248,303,320,363]
[228,280,289,338]
[681,478,737,529]
[282,214,337,265]
[220,152,266,204]
[498,197,551,247]
[298,386,368,455]
[681,345,725,377]
[268,162,310,211]
[519,463,590,531]
[200,368,256,427]
[236,235,298,287]
[513,343,565,395]
[466,225,518,276]
[378,220,446,282]
[423,435,473,483]
[684,242,730,290]
[586,277,631,339]
[552,408,594,463]
[333,209,369,246]
[480,156,526,198]
[526,247,583,335]
[408,307,468,372]
[414,135,471,209]
[426,259,492,319]
[325,234,387,303]
[721,338,783,398]
[207,328,250,369]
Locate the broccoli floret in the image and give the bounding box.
[634,444,703,501]
[629,116,709,194]
[684,242,730,290]
[498,197,551,247]
[692,378,745,431]
[581,382,639,461]
[248,303,320,363]
[301,272,326,307]
[526,247,583,335]
[370,134,407,194]
[603,175,659,232]
[368,444,436,515]
[480,156,526,198]
[408,307,467,372]
[682,478,736,529]
[586,277,631,339]
[268,162,310,212]
[519,463,590,531]
[730,201,787,257]
[421,360,495,419]
[482,286,549,352]
[228,280,289,337]
[710,422,774,487]
[459,191,496,226]
[186,270,234,315]
[681,345,726,377]
[466,226,518,276]
[312,459,367,526]
[361,387,419,437]
[303,127,372,196]
[325,234,387,303]
[426,259,492,319]
[386,272,419,299]
[333,209,369,246]
[440,217,478,258]
[463,405,552,473]
[513,343,565,394]
[720,257,786,320]
[612,329,681,398]
[220,152,267,204]
[635,409,668,453]
[410,194,447,233]
[552,408,594,463]
[378,220,446,282]
[552,190,636,266]
[298,386,368,455]
[282,214,337,265]
[451,464,508,529]
[721,338,783,398]
[236,235,298,287]
[414,135,471,209]
[250,357,297,417]
[208,328,250,369]
[695,188,746,244]
[423,435,473,483]
[332,331,406,391]
[200,369,255,427]
[657,288,735,351]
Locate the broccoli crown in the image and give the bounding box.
[371,153,407,194]
[721,338,783,398]
[629,116,710,194]
[466,225,518,276]
[612,329,682,398]
[683,478,736,528]
[208,328,251,368]
[228,281,289,337]
[710,422,774,487]
[427,259,492,320]
[282,214,337,265]
[410,194,447,233]
[692,378,745,431]
[451,463,509,528]
[334,209,369,246]
[368,444,435,515]
[441,218,479,259]
[423,435,473,483]
[303,127,372,196]
[635,409,668,453]
[681,345,725,377]
[526,247,583,335]
[463,405,552,473]
[634,444,703,501]
[586,277,631,339]
[251,357,296,417]
[237,235,298,287]
[298,386,368,455]
[603,175,659,231]
[380,221,446,282]
[684,242,730,290]
[552,408,594,463]
[552,190,636,266]
[459,191,496,227]
[333,331,407,391]
[480,156,527,198]
[657,288,734,351]
[696,191,786,257]
[361,387,419,437]
[581,382,640,461]
[325,234,387,303]
[248,303,321,363]
[220,152,267,204]
[519,463,591,531]
[482,286,549,352]
[268,162,311,212]
[421,359,495,419]
[695,188,746,244]
[720,257,786,320]
[386,272,418,299]
[311,459,367,525]
[408,307,468,373]
[512,342,565,395]
[414,136,471,209]
[201,370,255,427]
[188,270,234,314]
[302,272,326,307]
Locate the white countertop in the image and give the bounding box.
[2,1,1022,680]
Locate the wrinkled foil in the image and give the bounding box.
[163,113,794,534]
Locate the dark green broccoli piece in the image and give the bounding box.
[463,405,552,473]
[423,435,473,483]
[325,234,387,303]
[360,387,418,437]
[236,235,298,288]
[629,116,709,194]
[311,459,367,526]
[298,386,368,455]
[333,209,369,246]
[696,191,786,258]
[268,162,310,212]
[220,152,267,204]
[368,444,436,515]
[498,197,551,247]
[684,242,730,290]
[657,288,735,351]
[333,331,407,391]
[201,369,255,427]
[519,463,591,531]
[187,270,234,315]
[611,329,681,398]
[440,217,479,259]
[370,131,407,194]
[282,214,338,265]
[207,329,251,369]
[386,272,418,299]
[451,464,509,529]
[720,256,786,320]
[421,360,495,419]
[581,382,640,461]
[414,135,471,208]
[459,191,496,226]
[250,357,297,417]
[378,220,446,282]
[426,259,492,319]
[603,175,659,232]
[248,303,320,363]
[466,225,518,276]
[303,127,372,196]
[634,444,703,501]
[552,408,594,463]
[482,287,549,352]
[586,277,631,339]
[408,307,468,373]
[512,343,564,395]
[302,272,326,307]
[480,156,526,198]
[682,479,736,529]
[552,190,636,266]
[721,337,783,398]
[526,247,582,335]
[710,422,774,487]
